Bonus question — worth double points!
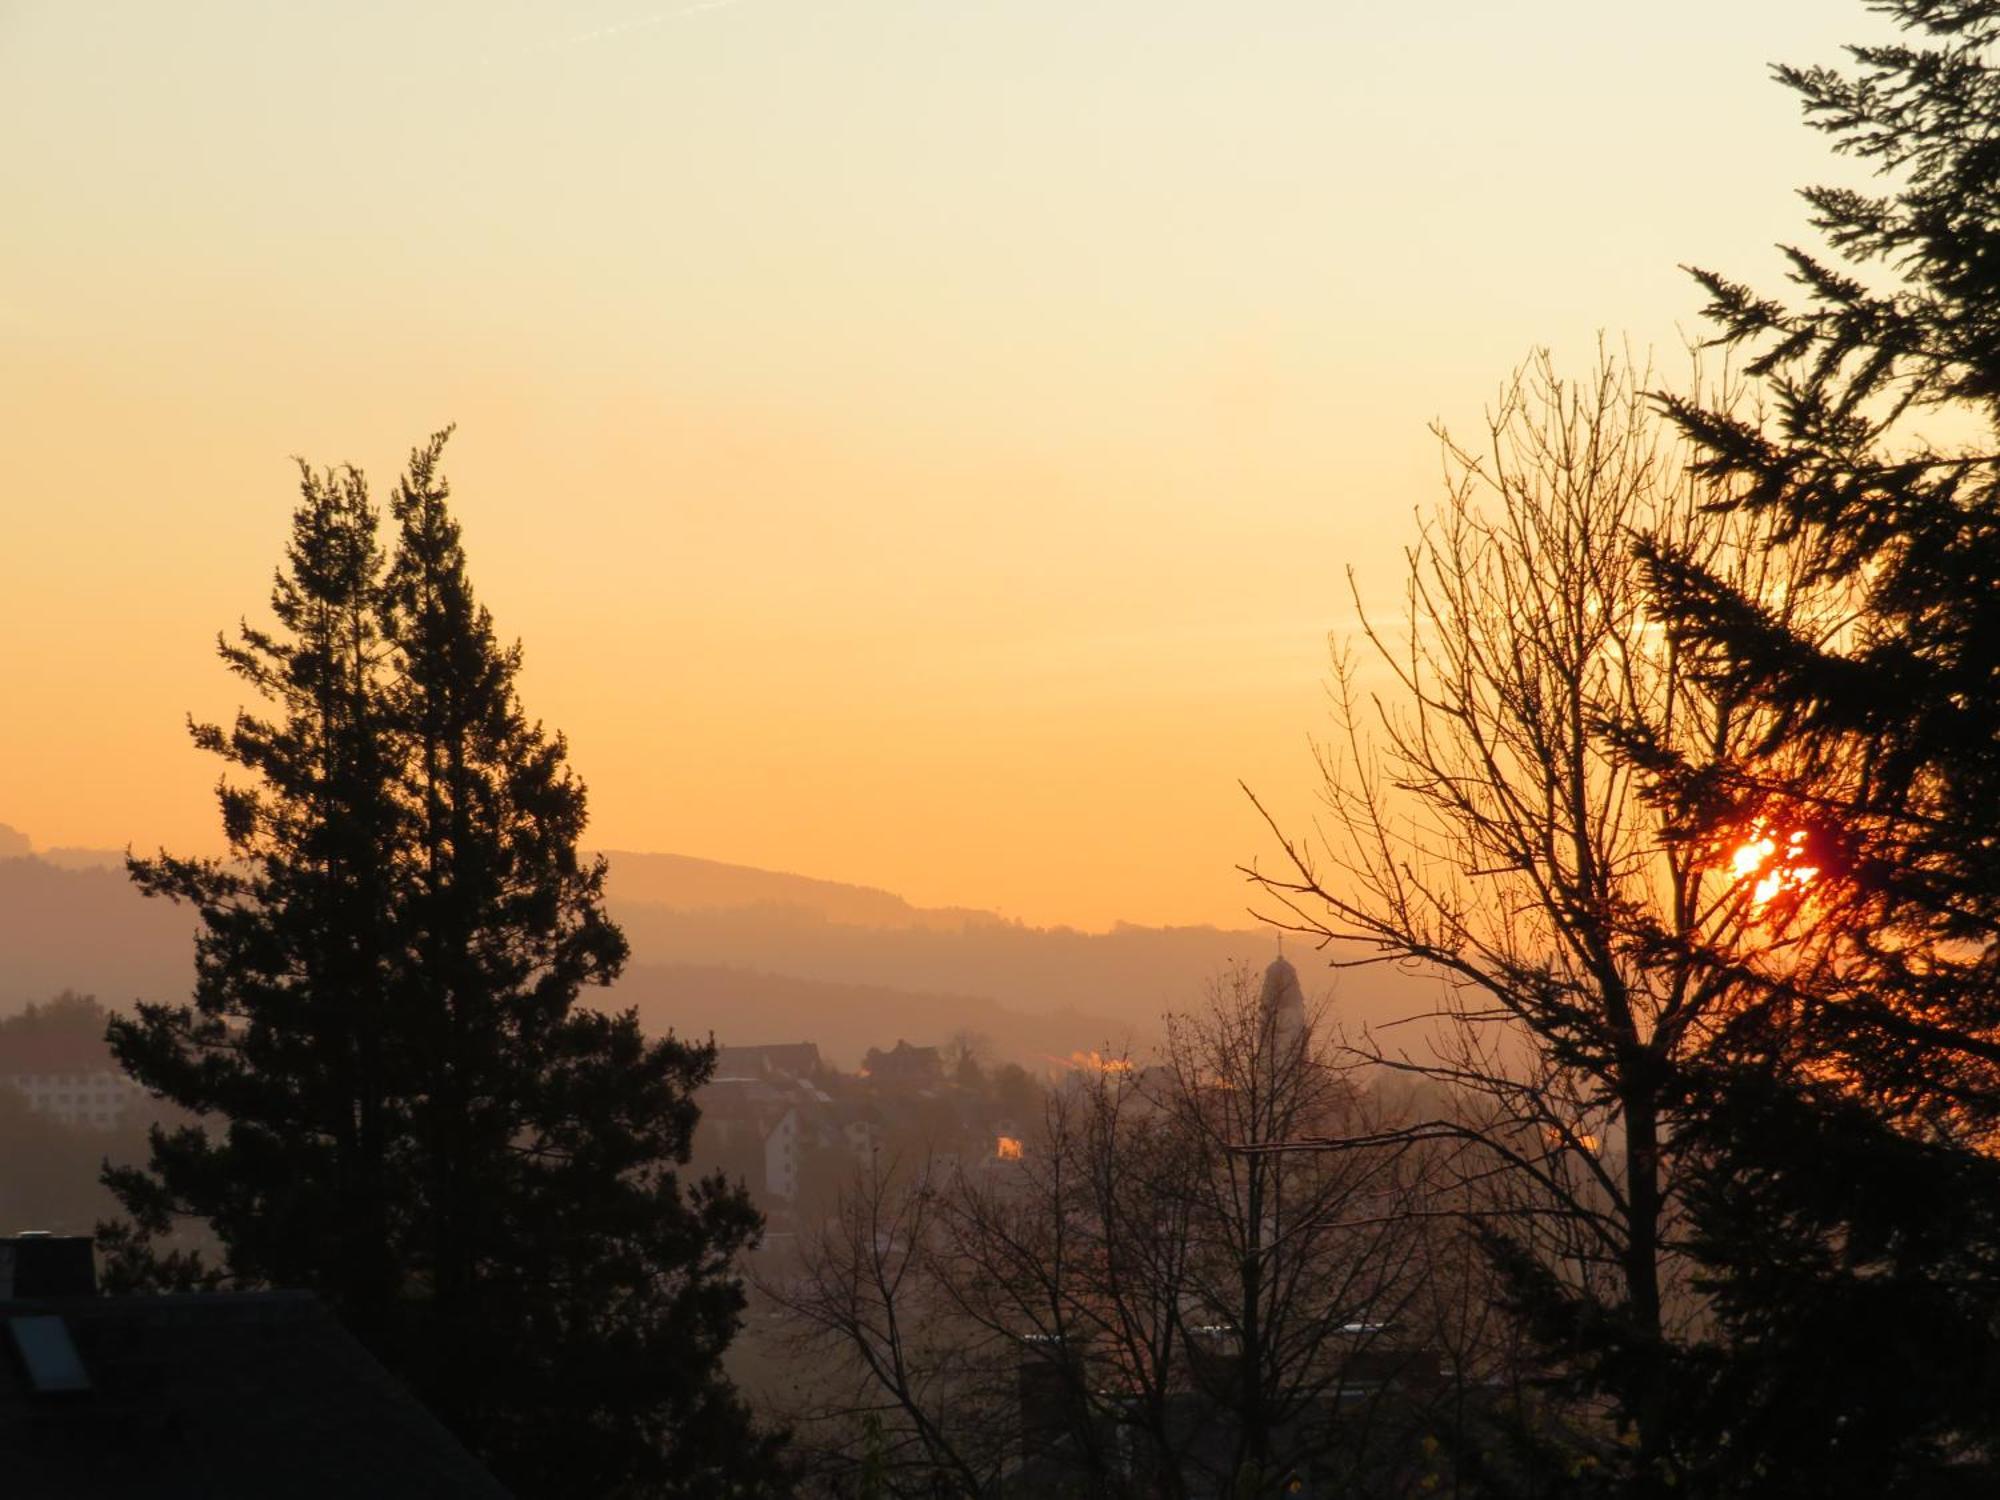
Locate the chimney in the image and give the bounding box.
[0,1234,98,1299]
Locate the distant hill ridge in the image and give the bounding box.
[0,821,1430,1066]
[593,850,1004,932]
[0,830,1013,930]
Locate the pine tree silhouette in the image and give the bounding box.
[104,431,784,1497]
[1634,5,2000,1491]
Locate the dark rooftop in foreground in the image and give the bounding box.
[0,1236,508,1499]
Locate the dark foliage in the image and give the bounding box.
[1633,3,2000,1491]
[103,432,785,1497]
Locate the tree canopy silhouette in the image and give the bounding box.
[103,430,783,1498]
[1627,2,2000,1491]
[1246,348,1806,1495]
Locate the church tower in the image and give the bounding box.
[1257,949,1308,1055]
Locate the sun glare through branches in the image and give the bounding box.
[1728,822,1821,909]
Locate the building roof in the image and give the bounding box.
[0,1291,509,1498]
[864,1039,942,1077]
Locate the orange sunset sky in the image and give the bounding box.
[1,2,1890,930]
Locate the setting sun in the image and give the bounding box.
[1729,824,1821,907]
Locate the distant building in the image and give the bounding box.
[695,1078,806,1206]
[0,1032,143,1131]
[843,1117,882,1167]
[763,1105,800,1203]
[8,1070,142,1131]
[862,1039,943,1088]
[0,1234,506,1498]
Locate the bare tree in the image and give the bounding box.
[769,1153,1010,1497]
[1148,967,1432,1492]
[768,965,1460,1498]
[1244,348,1817,1488]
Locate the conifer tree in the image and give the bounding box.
[106,432,782,1497]
[1630,3,2000,1491]
[377,431,778,1495]
[103,457,406,1337]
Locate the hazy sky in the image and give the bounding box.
[1,1,1894,929]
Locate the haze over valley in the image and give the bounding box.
[0,823,1430,1070]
